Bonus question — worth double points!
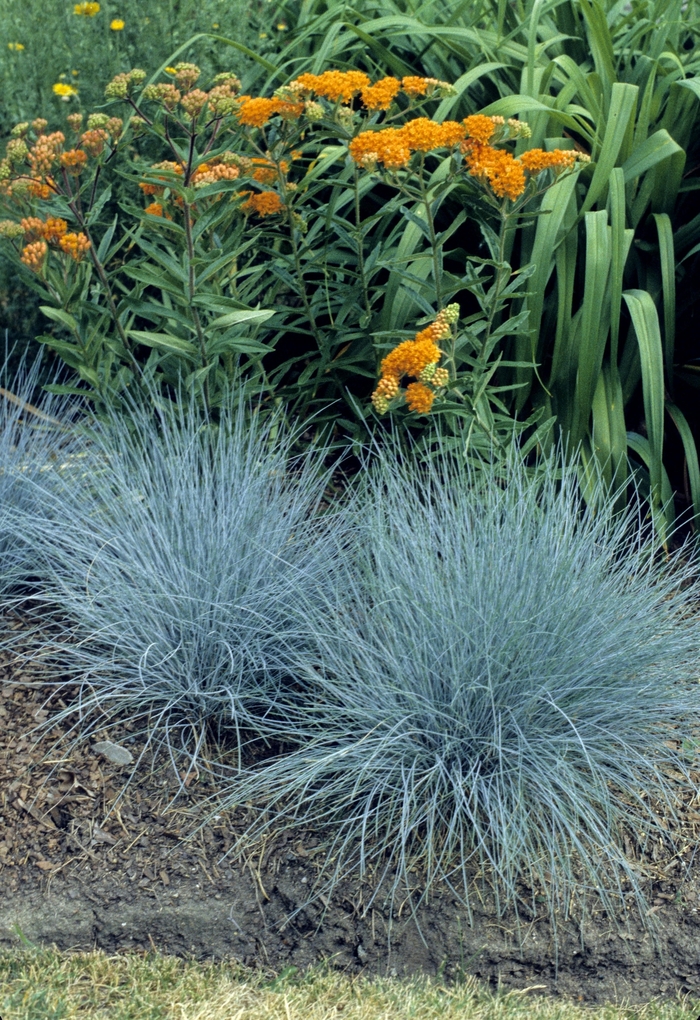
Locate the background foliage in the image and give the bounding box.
[2,0,700,523]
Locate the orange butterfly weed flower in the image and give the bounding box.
[28,178,55,199]
[43,217,68,243]
[519,148,578,173]
[294,70,370,102]
[60,149,88,175]
[236,96,302,127]
[405,381,435,414]
[143,202,164,216]
[398,117,446,152]
[380,336,442,380]
[464,144,526,201]
[240,191,284,217]
[237,97,280,127]
[59,231,91,261]
[361,77,400,111]
[463,114,498,144]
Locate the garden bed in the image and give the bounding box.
[2,624,700,1007]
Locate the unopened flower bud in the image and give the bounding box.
[105,73,130,99]
[10,122,29,138]
[0,220,24,239]
[87,113,109,130]
[304,101,324,122]
[212,72,241,90]
[419,362,438,383]
[6,138,28,164]
[336,106,355,127]
[129,69,147,86]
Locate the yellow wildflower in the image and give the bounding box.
[7,42,25,51]
[110,18,125,30]
[53,83,78,98]
[74,2,100,14]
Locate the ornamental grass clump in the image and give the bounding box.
[0,351,81,609]
[209,443,700,935]
[24,389,346,775]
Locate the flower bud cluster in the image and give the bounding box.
[6,139,28,165]
[105,69,145,99]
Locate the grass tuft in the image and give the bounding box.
[209,441,700,934]
[0,351,81,609]
[23,390,347,780]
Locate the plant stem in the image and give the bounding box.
[182,200,209,407]
[419,153,443,311]
[354,168,372,319]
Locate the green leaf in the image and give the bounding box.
[652,213,676,391]
[209,309,275,329]
[39,306,78,333]
[666,400,700,528]
[621,129,683,182]
[581,82,638,214]
[571,211,611,445]
[622,289,665,507]
[127,330,198,361]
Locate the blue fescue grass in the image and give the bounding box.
[23,390,348,779]
[0,349,82,609]
[204,440,700,935]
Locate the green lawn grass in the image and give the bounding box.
[0,948,698,1020]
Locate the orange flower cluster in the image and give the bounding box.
[240,191,284,217]
[191,162,240,188]
[464,144,526,201]
[80,128,109,157]
[236,96,303,128]
[402,76,452,97]
[371,305,458,414]
[59,231,90,261]
[60,149,88,175]
[28,131,65,174]
[144,202,163,216]
[349,118,466,170]
[464,142,584,201]
[20,239,47,272]
[519,148,578,173]
[360,77,401,111]
[291,70,454,110]
[20,216,46,240]
[43,216,68,243]
[293,71,370,102]
[463,114,498,144]
[405,381,435,414]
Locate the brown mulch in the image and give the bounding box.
[2,611,700,1003]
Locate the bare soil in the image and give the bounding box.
[1,622,700,1005]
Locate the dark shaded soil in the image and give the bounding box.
[1,624,700,1005]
